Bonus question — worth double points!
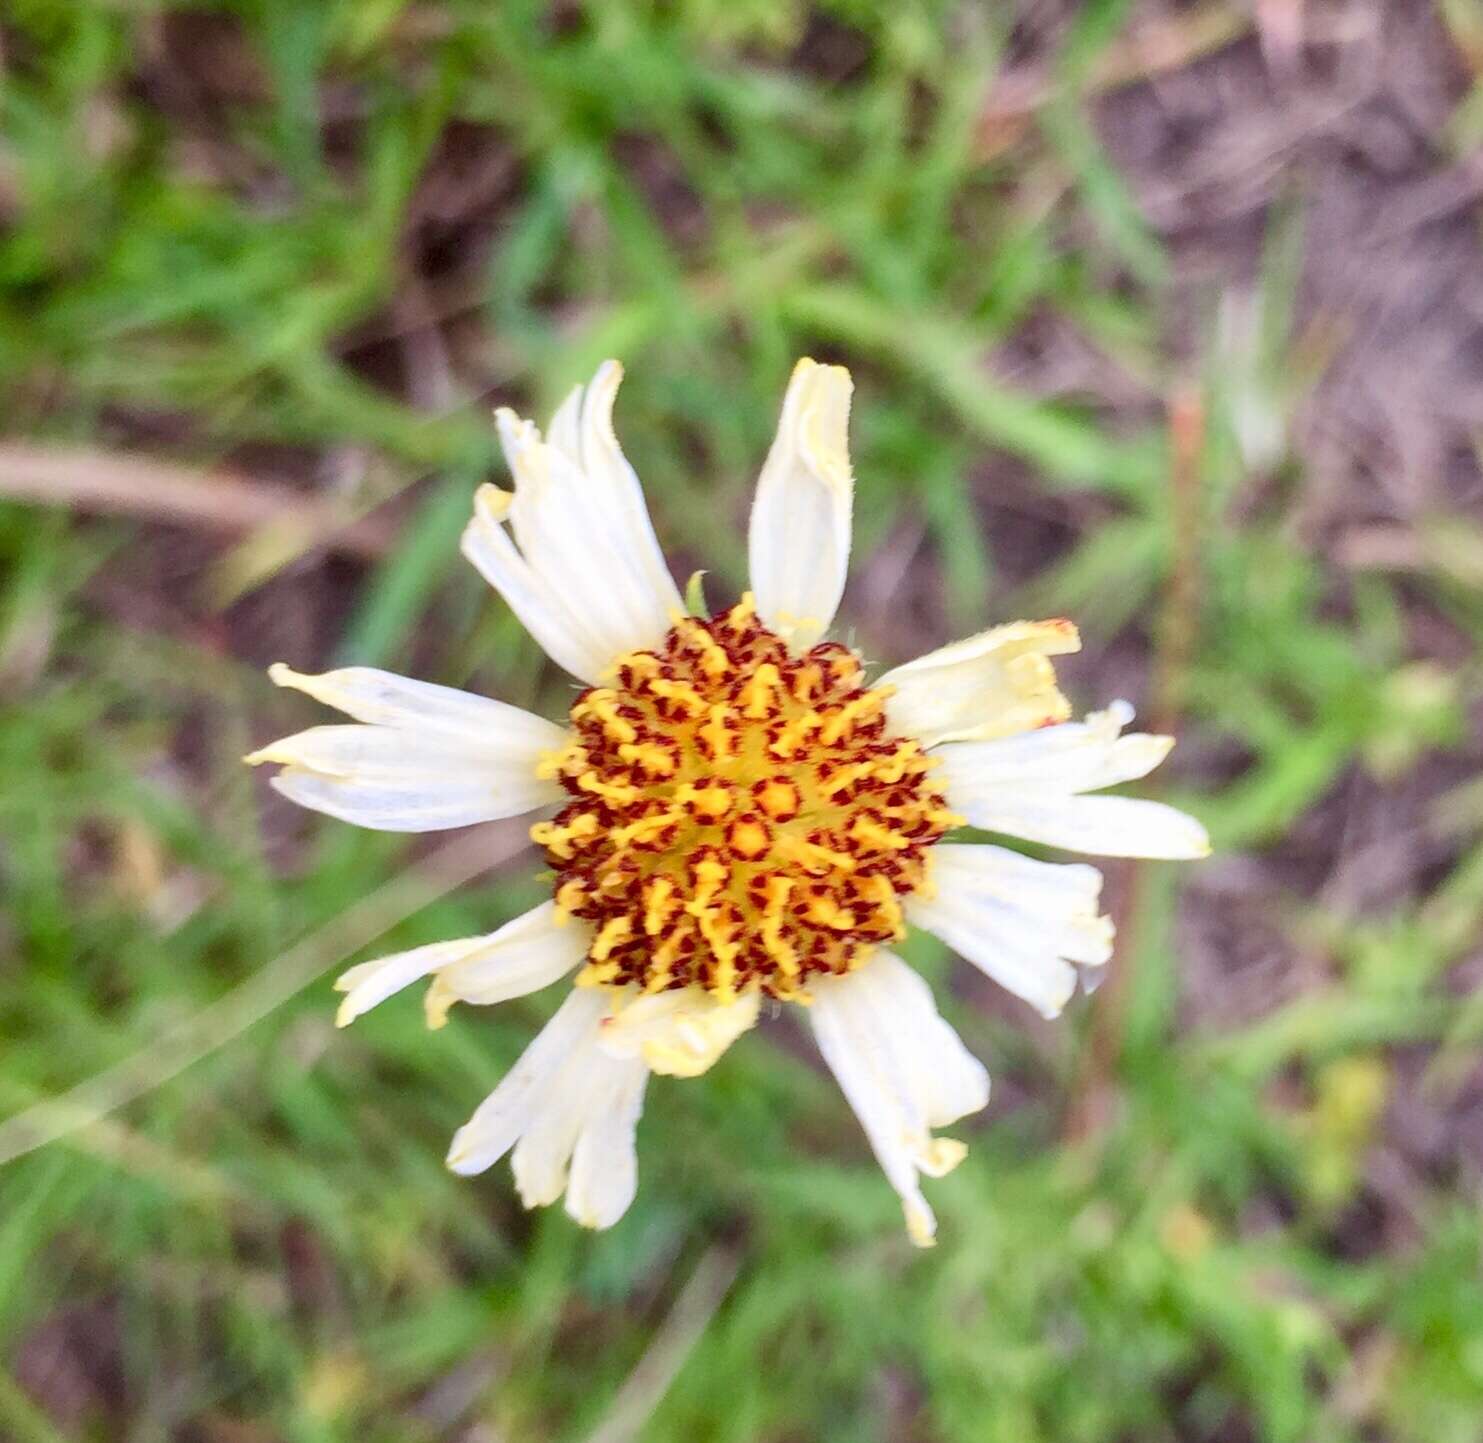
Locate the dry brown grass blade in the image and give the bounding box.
[1065,384,1206,1144]
[0,442,395,557]
[582,1245,741,1443]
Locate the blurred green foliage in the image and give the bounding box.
[3,3,1483,1441]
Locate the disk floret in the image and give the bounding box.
[532,596,959,1002]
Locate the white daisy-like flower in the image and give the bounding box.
[246,359,1209,1246]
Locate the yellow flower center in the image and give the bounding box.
[531,595,959,1004]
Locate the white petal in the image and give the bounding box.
[560,361,684,626]
[595,987,761,1078]
[564,1061,647,1229]
[461,486,615,684]
[809,955,986,1248]
[248,724,561,832]
[448,985,648,1228]
[336,909,577,1031]
[423,902,589,1028]
[878,620,1080,747]
[934,701,1174,795]
[500,411,671,654]
[748,359,854,650]
[460,365,680,682]
[509,1067,591,1208]
[810,992,936,1245]
[907,845,1113,1018]
[932,700,1209,860]
[446,988,606,1176]
[261,664,567,751]
[845,951,990,1126]
[547,382,583,460]
[511,1044,646,1224]
[333,935,491,1028]
[952,792,1211,860]
[246,665,565,832]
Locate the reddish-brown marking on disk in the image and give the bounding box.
[530,598,956,1002]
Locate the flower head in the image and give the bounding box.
[246,358,1208,1246]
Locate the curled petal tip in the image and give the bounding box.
[423,982,454,1031]
[1044,618,1082,651]
[471,483,513,521]
[905,1201,938,1249]
[917,1138,969,1179]
[493,410,538,459]
[1168,814,1212,860]
[792,355,852,385]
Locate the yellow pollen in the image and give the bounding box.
[870,742,923,785]
[677,618,732,679]
[529,811,600,860]
[817,689,888,745]
[927,807,969,830]
[644,923,692,993]
[688,854,730,913]
[621,651,662,681]
[806,893,857,930]
[755,777,800,820]
[726,592,757,630]
[769,712,820,760]
[533,602,969,1001]
[676,782,734,823]
[789,663,822,703]
[591,914,633,963]
[760,876,801,980]
[535,746,575,781]
[609,808,682,849]
[827,652,863,688]
[849,815,913,852]
[572,690,638,744]
[727,816,771,861]
[699,703,734,759]
[554,879,588,918]
[816,762,871,800]
[648,678,707,716]
[777,834,856,874]
[618,740,678,778]
[643,876,678,936]
[576,770,643,806]
[739,663,784,719]
[697,909,742,1004]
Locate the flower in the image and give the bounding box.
[246,359,1209,1246]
